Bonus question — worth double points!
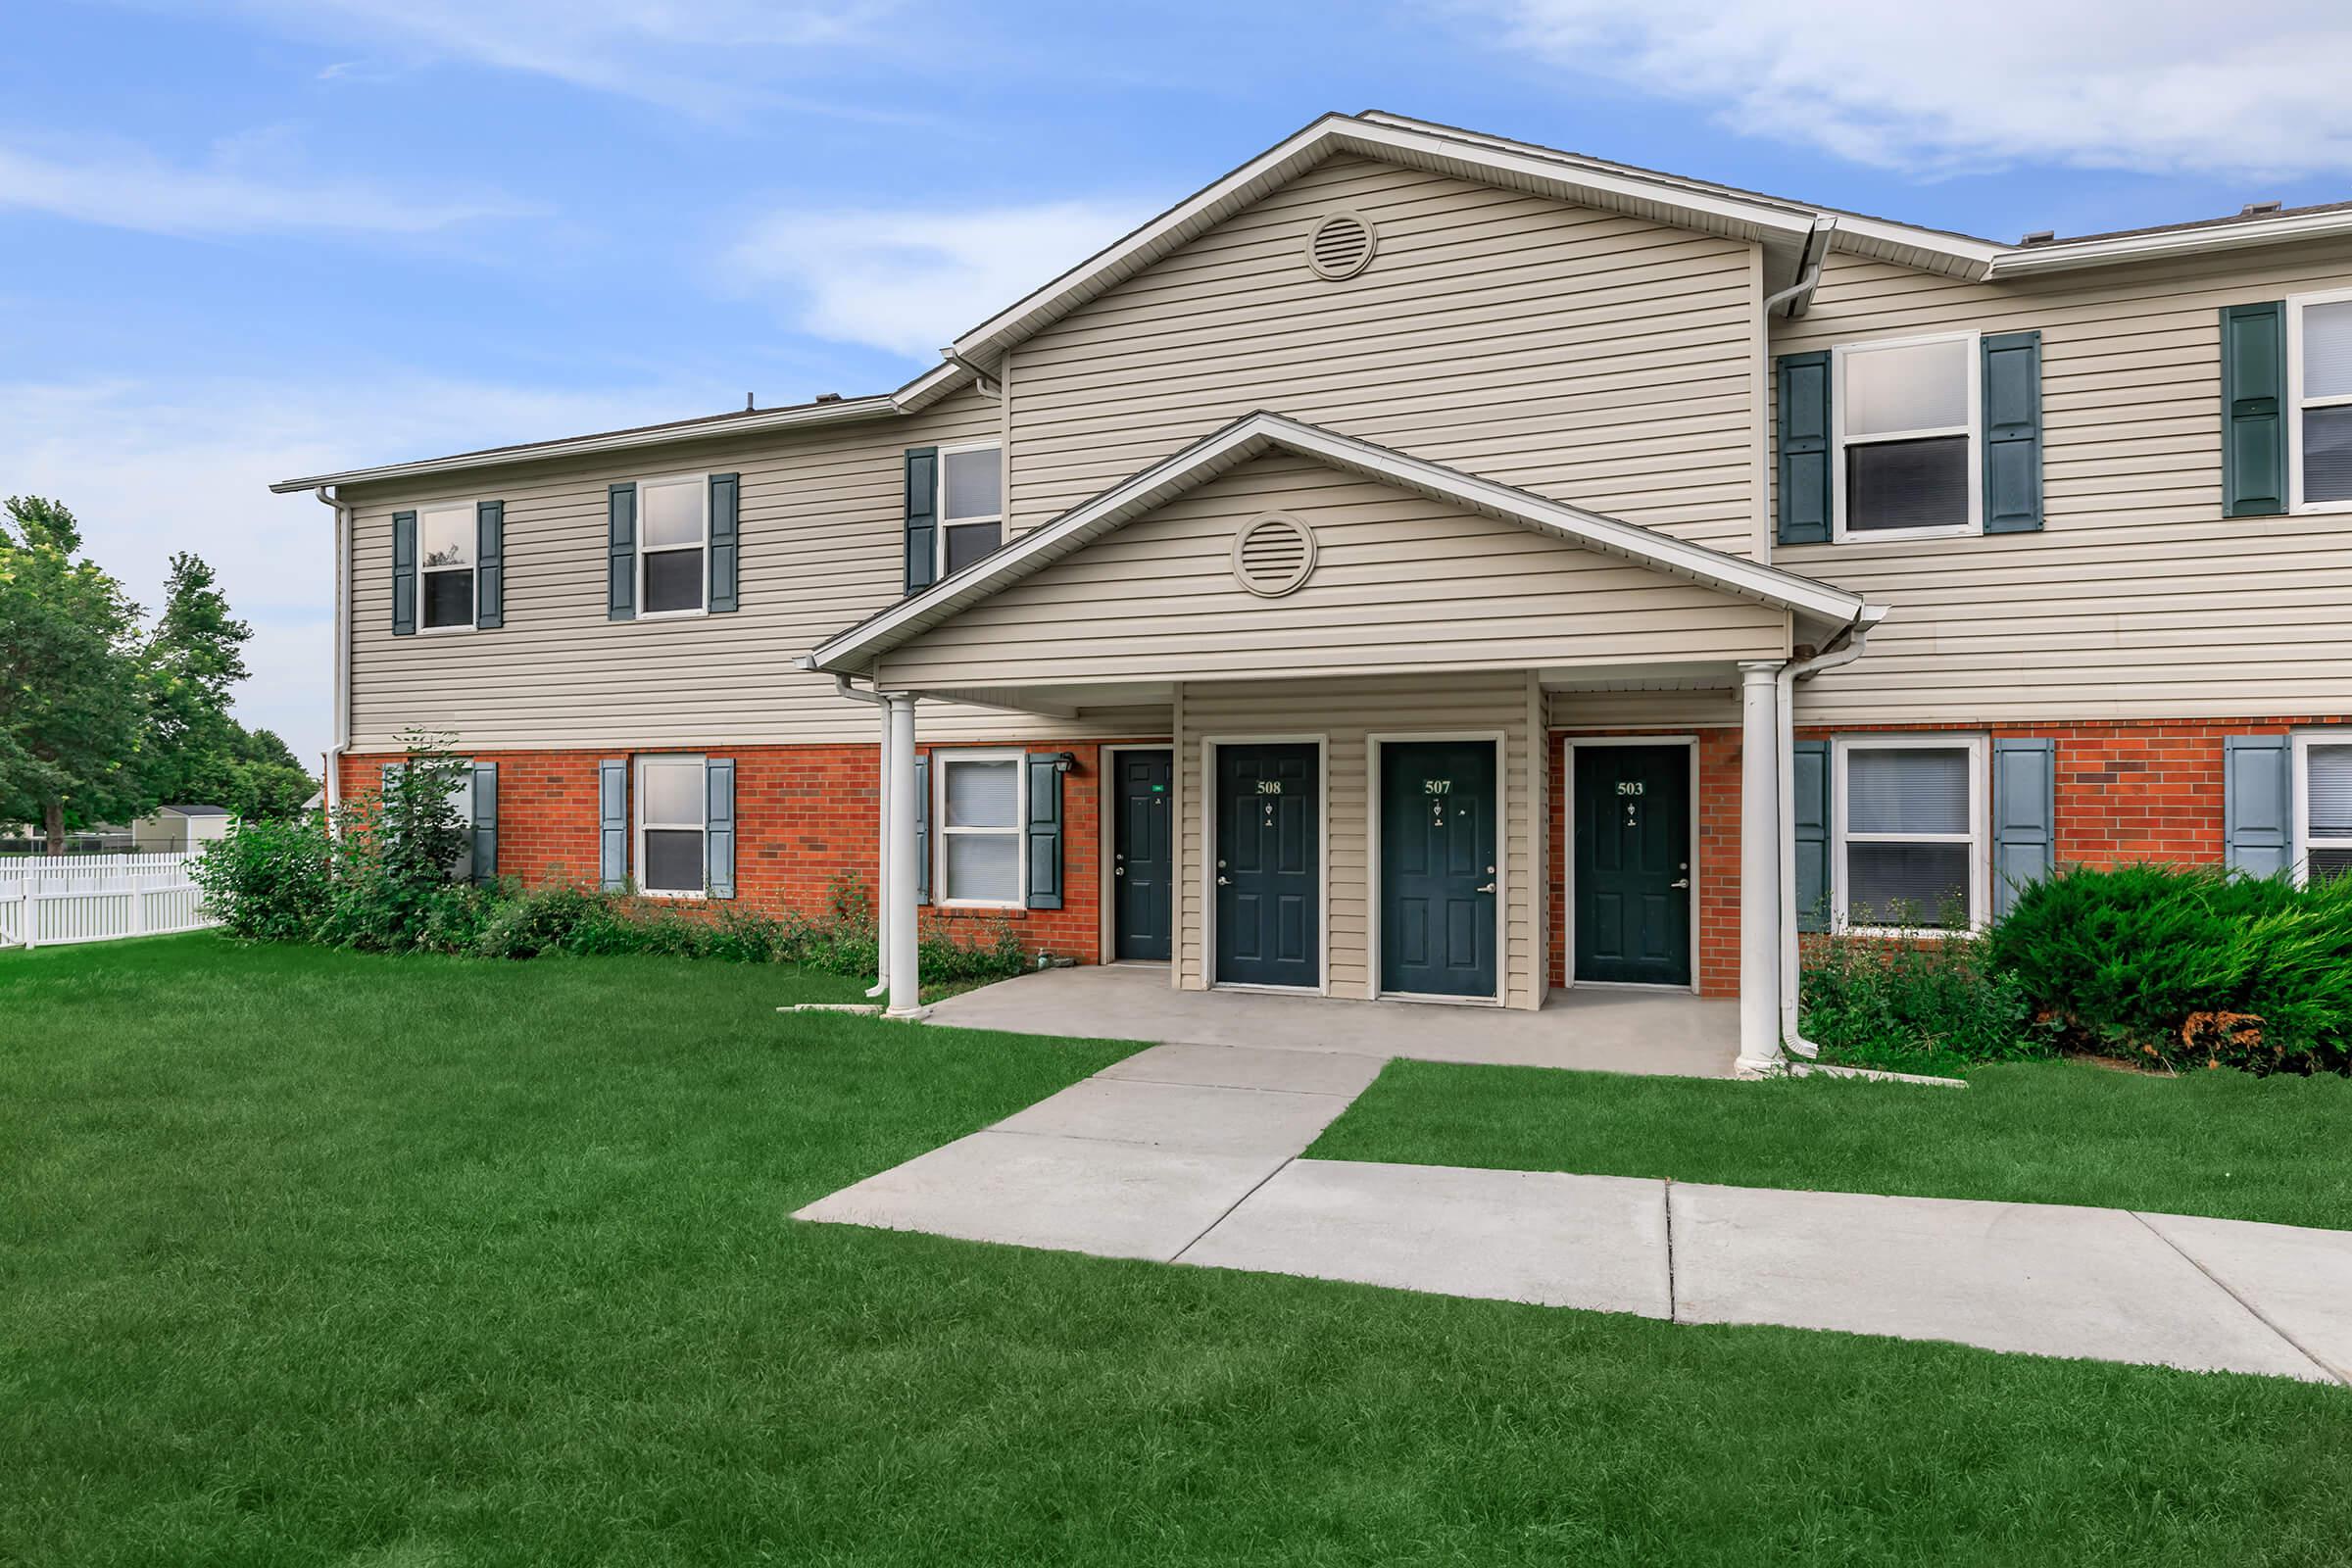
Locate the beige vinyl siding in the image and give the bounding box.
[1172,670,1543,1009]
[343,389,1160,750]
[1774,240,2352,722]
[1007,154,1764,557]
[878,453,1789,691]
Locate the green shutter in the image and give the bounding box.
[912,755,931,904]
[1776,352,1832,545]
[2222,302,2286,517]
[904,447,939,595]
[474,501,504,628]
[2224,734,2292,877]
[599,759,628,890]
[1981,331,2044,533]
[470,760,499,884]
[705,759,736,899]
[1791,739,1831,931]
[608,484,637,620]
[1026,753,1064,910]
[391,511,417,635]
[709,472,739,612]
[1989,738,2053,916]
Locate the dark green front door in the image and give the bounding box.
[1379,740,1498,998]
[1112,749,1172,961]
[1214,744,1318,989]
[1573,744,1691,987]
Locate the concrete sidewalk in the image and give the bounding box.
[796,1042,2352,1386]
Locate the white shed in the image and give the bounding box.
[131,805,234,853]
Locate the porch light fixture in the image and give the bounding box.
[1052,752,1076,774]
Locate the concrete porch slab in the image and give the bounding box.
[1181,1158,1672,1317]
[2140,1210,2352,1384]
[992,1076,1357,1158]
[792,1129,1287,1261]
[924,964,1740,1078]
[1670,1183,2333,1382]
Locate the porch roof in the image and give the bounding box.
[803,412,1886,679]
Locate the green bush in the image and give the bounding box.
[190,814,333,942]
[1984,863,2352,1074]
[1799,927,2045,1077]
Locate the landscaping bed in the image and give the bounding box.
[8,935,2352,1566]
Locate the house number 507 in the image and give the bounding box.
[1423,779,1451,795]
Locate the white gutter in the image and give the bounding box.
[313,485,351,822]
[833,674,895,1001]
[1775,622,1875,1055]
[1988,205,2352,276]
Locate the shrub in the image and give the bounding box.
[1985,863,2352,1074]
[1799,925,2045,1076]
[191,813,333,942]
[471,884,620,959]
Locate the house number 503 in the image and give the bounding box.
[1617,781,1645,797]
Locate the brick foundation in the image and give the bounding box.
[336,740,1158,964]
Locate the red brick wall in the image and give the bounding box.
[1548,729,1743,998]
[335,739,1153,963]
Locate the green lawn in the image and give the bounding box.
[1309,1056,2352,1232]
[8,935,2352,1566]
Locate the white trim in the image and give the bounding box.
[1366,732,1506,1006]
[934,747,1027,909]
[629,470,710,621]
[633,753,708,900]
[2286,287,2352,516]
[936,439,1006,577]
[1562,735,1700,994]
[1101,742,1176,962]
[415,499,481,633]
[2291,729,2352,888]
[1830,733,1989,936]
[808,412,1885,673]
[1831,330,1983,542]
[1989,205,2352,278]
[1200,734,1330,996]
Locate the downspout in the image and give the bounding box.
[1776,618,1875,1054]
[833,673,894,1000]
[1763,216,1834,319]
[939,350,1002,398]
[312,486,351,823]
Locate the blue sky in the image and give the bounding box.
[8,1,2352,766]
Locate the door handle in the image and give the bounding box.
[1476,882,1494,894]
[1669,878,1690,889]
[1217,875,1230,886]
[1113,866,1125,877]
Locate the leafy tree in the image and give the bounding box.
[0,497,147,849]
[137,551,315,818]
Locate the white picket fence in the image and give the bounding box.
[0,852,217,949]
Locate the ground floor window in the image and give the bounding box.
[636,755,708,897]
[2299,735,2352,883]
[1834,734,1986,931]
[937,749,1023,907]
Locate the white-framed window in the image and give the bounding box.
[417,502,477,631]
[1833,331,1981,539]
[936,748,1024,907]
[2287,288,2352,512]
[636,473,709,617]
[1833,734,1988,933]
[938,443,1004,577]
[2295,732,2352,884]
[636,754,708,898]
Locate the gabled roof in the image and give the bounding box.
[153,804,230,817]
[805,412,1886,676]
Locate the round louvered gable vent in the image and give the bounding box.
[1232,514,1318,598]
[1305,211,1377,280]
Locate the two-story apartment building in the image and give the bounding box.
[273,112,2352,1072]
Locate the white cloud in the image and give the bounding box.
[1472,1,2352,177]
[221,0,910,119]
[723,201,1149,359]
[0,375,680,765]
[0,136,536,237]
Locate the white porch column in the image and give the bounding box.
[883,694,923,1017]
[867,699,892,999]
[1737,661,1785,1075]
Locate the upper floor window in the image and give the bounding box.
[940,443,1003,576]
[418,503,476,630]
[1834,332,1981,539]
[637,474,708,616]
[2289,291,2352,510]
[2297,734,2352,884]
